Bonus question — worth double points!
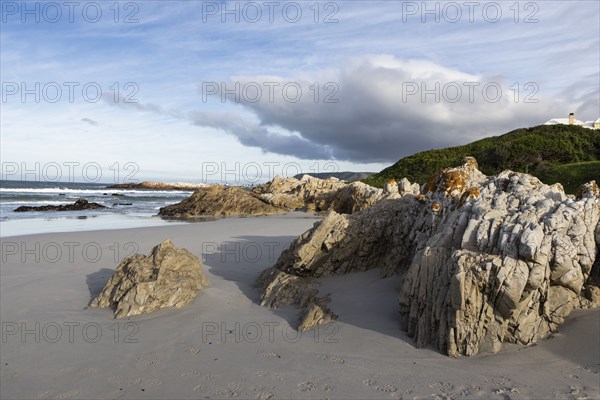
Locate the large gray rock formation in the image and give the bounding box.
[252,175,348,211]
[90,240,210,318]
[159,175,398,219]
[327,181,390,214]
[257,158,600,356]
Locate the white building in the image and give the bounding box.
[544,113,600,129]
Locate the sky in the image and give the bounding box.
[1,0,599,184]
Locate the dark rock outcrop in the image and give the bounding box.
[159,186,285,218]
[14,199,106,212]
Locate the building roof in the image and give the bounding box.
[544,117,600,129]
[544,118,584,125]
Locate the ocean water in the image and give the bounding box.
[0,180,193,237]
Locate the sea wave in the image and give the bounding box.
[0,188,192,196]
[1,201,81,205]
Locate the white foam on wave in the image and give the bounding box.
[1,201,79,205]
[0,188,191,196]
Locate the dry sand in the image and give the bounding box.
[1,212,598,399]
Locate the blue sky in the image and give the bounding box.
[1,0,599,183]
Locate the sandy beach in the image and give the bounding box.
[1,213,598,400]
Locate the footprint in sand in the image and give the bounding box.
[256,392,275,400]
[484,376,511,386]
[569,386,583,395]
[433,382,473,398]
[376,384,398,393]
[180,371,202,377]
[203,374,218,381]
[145,359,162,368]
[403,384,416,394]
[492,387,520,395]
[212,385,241,397]
[323,384,334,392]
[186,347,201,356]
[78,367,98,375]
[228,381,244,390]
[54,391,79,399]
[124,377,162,387]
[192,385,205,393]
[317,354,345,364]
[298,381,317,392]
[262,352,280,359]
[37,391,52,399]
[363,378,377,387]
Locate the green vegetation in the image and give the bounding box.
[535,161,600,194]
[363,125,600,194]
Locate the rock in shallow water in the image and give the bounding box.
[89,240,210,318]
[14,199,106,212]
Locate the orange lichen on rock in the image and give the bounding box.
[422,168,469,196]
[422,171,443,195]
[442,170,468,195]
[458,187,481,207]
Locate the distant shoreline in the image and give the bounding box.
[106,181,209,191]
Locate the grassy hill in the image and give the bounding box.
[363,125,600,194]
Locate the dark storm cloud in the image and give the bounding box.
[225,56,575,163]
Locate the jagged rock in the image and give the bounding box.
[14,199,106,212]
[257,269,321,308]
[384,179,399,194]
[89,240,210,318]
[159,186,285,218]
[328,182,390,214]
[160,174,420,219]
[298,301,337,331]
[399,178,421,196]
[577,180,599,200]
[252,175,347,211]
[257,157,600,356]
[256,268,336,331]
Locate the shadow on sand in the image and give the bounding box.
[85,268,114,304]
[204,234,420,349]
